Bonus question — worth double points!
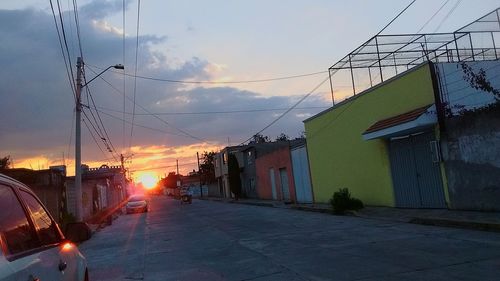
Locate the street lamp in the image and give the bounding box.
[74,57,124,222]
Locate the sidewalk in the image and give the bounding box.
[200,197,500,233]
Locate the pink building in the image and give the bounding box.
[255,145,296,202]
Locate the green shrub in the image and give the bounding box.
[329,188,364,214]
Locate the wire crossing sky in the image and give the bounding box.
[1,0,498,179]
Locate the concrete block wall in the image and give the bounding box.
[442,105,500,211]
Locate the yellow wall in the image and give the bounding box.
[304,64,436,206]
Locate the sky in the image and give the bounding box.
[0,0,498,182]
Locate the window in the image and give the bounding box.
[19,190,61,246]
[0,184,39,255]
[247,151,253,165]
[129,194,146,202]
[223,152,227,164]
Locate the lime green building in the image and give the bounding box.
[304,63,447,207]
[304,9,499,209]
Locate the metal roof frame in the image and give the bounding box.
[328,8,500,100]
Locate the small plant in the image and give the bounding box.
[329,188,364,214]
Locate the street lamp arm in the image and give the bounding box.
[82,64,125,88]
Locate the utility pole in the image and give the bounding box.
[176,159,179,175]
[120,153,125,171]
[73,57,124,222]
[197,152,202,198]
[75,57,83,222]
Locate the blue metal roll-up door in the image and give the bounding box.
[389,132,446,208]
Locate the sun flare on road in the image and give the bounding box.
[137,172,157,190]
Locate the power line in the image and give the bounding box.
[82,117,108,160]
[86,67,205,142]
[93,107,191,138]
[127,70,328,84]
[130,0,141,150]
[122,0,127,151]
[377,0,417,35]
[49,0,76,101]
[83,87,106,141]
[95,156,120,163]
[432,0,463,33]
[72,0,84,59]
[84,83,119,156]
[82,108,119,162]
[415,0,451,34]
[66,108,75,164]
[87,63,329,85]
[443,61,500,88]
[83,69,119,153]
[307,97,359,141]
[55,0,76,88]
[240,75,331,145]
[242,0,419,145]
[130,162,198,173]
[65,0,77,71]
[96,105,329,116]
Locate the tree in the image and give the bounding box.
[461,62,500,100]
[253,133,269,143]
[275,133,290,141]
[160,172,180,189]
[0,156,11,171]
[227,153,242,200]
[200,151,216,184]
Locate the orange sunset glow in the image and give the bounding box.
[136,172,157,190]
[9,143,223,183]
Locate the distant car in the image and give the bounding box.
[126,194,148,214]
[0,173,90,281]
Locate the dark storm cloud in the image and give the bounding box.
[0,0,328,162]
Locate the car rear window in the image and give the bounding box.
[19,190,61,246]
[0,184,39,255]
[129,195,145,202]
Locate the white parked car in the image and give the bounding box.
[126,194,148,214]
[0,174,90,281]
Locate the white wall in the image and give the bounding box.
[438,60,499,115]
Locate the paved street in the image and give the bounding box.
[80,196,500,281]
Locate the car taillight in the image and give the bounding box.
[61,242,73,251]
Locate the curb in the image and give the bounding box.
[200,197,500,233]
[228,200,275,208]
[290,205,331,214]
[409,217,500,233]
[199,197,277,208]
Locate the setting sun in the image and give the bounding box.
[137,172,158,190]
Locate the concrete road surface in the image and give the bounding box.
[79,196,500,281]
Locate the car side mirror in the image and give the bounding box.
[65,222,92,243]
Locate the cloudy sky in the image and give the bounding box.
[0,0,498,181]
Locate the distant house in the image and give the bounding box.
[214,139,314,202]
[214,145,246,198]
[240,141,290,199]
[66,164,127,221]
[179,173,208,197]
[254,142,296,202]
[2,166,67,223]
